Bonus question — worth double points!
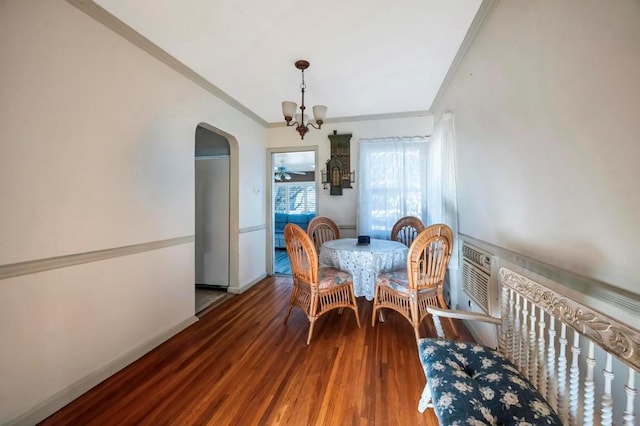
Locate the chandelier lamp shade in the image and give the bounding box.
[282,60,327,140]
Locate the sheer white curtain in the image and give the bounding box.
[357,136,428,239]
[426,112,460,269]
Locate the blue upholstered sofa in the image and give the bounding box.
[274,213,316,248]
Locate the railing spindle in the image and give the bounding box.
[505,288,515,360]
[600,353,613,426]
[623,367,637,426]
[499,285,510,355]
[557,323,568,423]
[528,303,537,385]
[520,298,529,374]
[513,293,522,369]
[537,307,547,396]
[547,315,557,410]
[569,330,581,426]
[584,341,596,426]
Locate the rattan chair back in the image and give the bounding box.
[285,222,318,288]
[391,216,426,248]
[407,227,453,292]
[307,216,340,252]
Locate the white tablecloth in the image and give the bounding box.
[319,238,408,300]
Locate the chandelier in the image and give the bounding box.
[281,60,327,140]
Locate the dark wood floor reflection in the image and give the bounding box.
[42,276,469,425]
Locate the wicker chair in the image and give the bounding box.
[390,216,426,248]
[306,216,340,252]
[371,224,455,342]
[284,223,360,344]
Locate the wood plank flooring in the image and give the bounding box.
[41,276,470,425]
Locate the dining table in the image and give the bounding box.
[319,238,408,301]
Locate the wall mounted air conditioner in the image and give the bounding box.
[461,242,498,316]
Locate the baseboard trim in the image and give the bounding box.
[7,315,199,426]
[228,273,267,294]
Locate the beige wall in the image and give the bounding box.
[266,115,434,234]
[433,0,640,296]
[0,0,266,423]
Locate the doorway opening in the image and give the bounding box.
[270,150,317,275]
[195,125,230,314]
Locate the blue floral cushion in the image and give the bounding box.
[318,267,351,290]
[418,338,561,426]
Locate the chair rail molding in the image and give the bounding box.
[239,224,266,234]
[0,235,194,281]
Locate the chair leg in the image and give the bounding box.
[307,319,316,345]
[371,287,379,327]
[284,287,297,324]
[284,305,294,324]
[414,325,421,343]
[351,291,361,328]
[371,306,378,327]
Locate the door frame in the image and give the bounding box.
[266,146,319,275]
[195,122,240,291]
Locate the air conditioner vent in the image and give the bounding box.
[462,261,490,310]
[461,242,495,315]
[462,244,491,273]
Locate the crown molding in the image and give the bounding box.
[66,0,479,130]
[266,110,433,128]
[430,0,497,113]
[66,0,268,127]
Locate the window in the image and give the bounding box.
[357,137,428,239]
[274,183,316,214]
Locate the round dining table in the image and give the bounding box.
[319,238,408,301]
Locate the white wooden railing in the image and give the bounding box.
[500,268,639,426]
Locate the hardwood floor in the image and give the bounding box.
[41,276,469,425]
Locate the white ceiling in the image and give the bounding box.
[93,0,482,124]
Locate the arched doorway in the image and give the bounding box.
[194,124,231,313]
